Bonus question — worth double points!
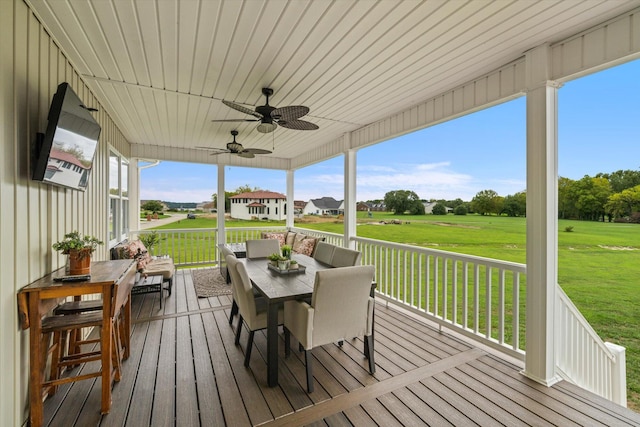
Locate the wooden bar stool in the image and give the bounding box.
[53,299,103,368]
[42,285,129,398]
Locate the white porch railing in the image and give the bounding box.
[136,226,286,266]
[135,226,626,405]
[556,286,627,406]
[352,235,527,361]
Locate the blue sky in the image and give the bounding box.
[141,59,639,204]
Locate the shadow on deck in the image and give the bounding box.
[41,268,640,426]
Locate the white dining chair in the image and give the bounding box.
[330,246,361,267]
[245,239,280,259]
[227,255,283,367]
[312,241,336,265]
[283,265,375,392]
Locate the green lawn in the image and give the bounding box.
[150,212,640,409]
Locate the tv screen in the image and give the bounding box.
[32,82,101,191]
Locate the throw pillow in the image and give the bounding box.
[296,238,316,256]
[292,233,308,253]
[263,232,286,247]
[126,240,151,272]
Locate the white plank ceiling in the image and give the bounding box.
[26,0,640,167]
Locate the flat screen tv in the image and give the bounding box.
[32,82,101,191]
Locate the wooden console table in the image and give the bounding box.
[17,259,136,427]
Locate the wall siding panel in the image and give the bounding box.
[552,8,640,81]
[1,2,131,425]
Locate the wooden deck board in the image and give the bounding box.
[38,268,640,426]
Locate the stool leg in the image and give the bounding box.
[43,331,58,397]
[111,323,122,382]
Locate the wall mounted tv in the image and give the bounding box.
[32,82,101,191]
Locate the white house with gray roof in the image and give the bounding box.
[303,197,344,215]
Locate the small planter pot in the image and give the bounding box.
[68,249,92,275]
[289,263,299,270]
[277,260,290,270]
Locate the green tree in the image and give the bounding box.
[502,191,526,217]
[558,176,576,219]
[384,190,423,215]
[597,169,640,193]
[470,189,499,216]
[432,203,447,215]
[573,176,611,221]
[447,198,465,209]
[605,185,640,219]
[453,205,468,215]
[141,200,164,214]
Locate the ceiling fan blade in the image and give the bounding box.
[195,146,230,153]
[222,100,262,118]
[211,118,259,122]
[278,119,319,131]
[237,151,255,158]
[243,148,272,155]
[272,105,309,121]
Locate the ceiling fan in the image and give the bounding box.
[213,87,319,133]
[196,130,272,158]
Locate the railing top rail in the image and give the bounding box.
[290,227,344,238]
[138,228,217,233]
[352,235,527,273]
[139,226,286,233]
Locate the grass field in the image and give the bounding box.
[152,212,640,409]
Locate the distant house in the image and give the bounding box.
[303,197,344,215]
[423,201,453,214]
[369,202,386,212]
[356,202,371,211]
[293,200,306,214]
[423,201,437,214]
[230,191,287,220]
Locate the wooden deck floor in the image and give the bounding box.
[41,268,640,426]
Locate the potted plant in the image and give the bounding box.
[289,259,299,270]
[52,231,103,275]
[267,252,281,266]
[281,244,292,259]
[139,231,161,256]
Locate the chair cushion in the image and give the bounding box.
[143,258,175,281]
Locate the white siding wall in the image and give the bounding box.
[230,198,286,220]
[1,2,130,425]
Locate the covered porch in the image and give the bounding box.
[42,267,640,426]
[5,1,640,425]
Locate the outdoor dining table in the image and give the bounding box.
[17,259,137,427]
[238,253,329,387]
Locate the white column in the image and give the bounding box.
[343,140,356,248]
[130,158,141,235]
[217,165,225,247]
[523,44,562,386]
[286,170,294,229]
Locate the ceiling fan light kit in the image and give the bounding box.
[256,122,276,133]
[213,87,318,133]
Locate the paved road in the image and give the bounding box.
[139,213,188,230]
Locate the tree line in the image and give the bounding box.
[378,169,640,221]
